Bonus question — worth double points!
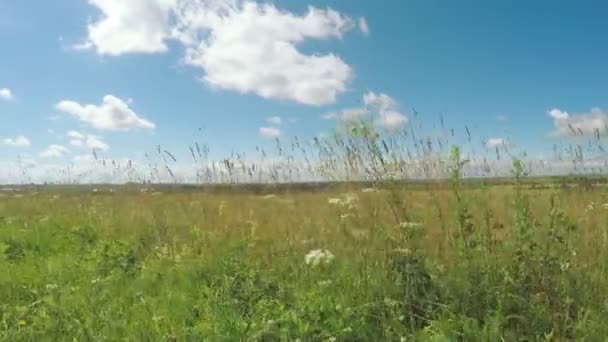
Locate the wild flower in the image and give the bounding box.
[340,213,352,220]
[328,197,343,205]
[45,283,59,290]
[393,248,412,256]
[317,279,333,287]
[361,187,378,193]
[305,249,335,266]
[399,221,424,229]
[328,193,359,208]
[602,202,608,209]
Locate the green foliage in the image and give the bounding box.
[1,171,607,340]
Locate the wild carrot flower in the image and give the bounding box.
[305,249,335,266]
[399,221,423,229]
[328,197,343,205]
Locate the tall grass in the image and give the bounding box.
[1,120,608,340]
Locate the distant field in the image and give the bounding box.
[1,180,607,340]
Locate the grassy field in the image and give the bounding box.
[2,125,608,340]
[1,178,608,341]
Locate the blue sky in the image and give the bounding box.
[1,0,607,182]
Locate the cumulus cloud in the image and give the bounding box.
[40,144,70,158]
[70,139,84,147]
[266,116,282,125]
[485,137,508,149]
[259,126,281,139]
[364,92,397,111]
[358,17,369,35]
[376,110,408,129]
[80,0,356,106]
[321,107,368,121]
[363,92,408,129]
[3,135,31,147]
[67,130,110,151]
[322,91,407,129]
[80,0,175,55]
[67,130,86,139]
[55,95,155,131]
[85,135,110,151]
[0,88,13,100]
[548,107,608,137]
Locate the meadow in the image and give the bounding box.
[1,125,608,341]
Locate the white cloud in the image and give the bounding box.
[85,135,110,151]
[363,92,408,129]
[81,0,175,55]
[0,88,13,100]
[40,144,71,158]
[548,108,569,120]
[321,91,407,129]
[548,107,608,137]
[322,107,368,121]
[55,95,155,131]
[364,92,397,111]
[496,115,508,122]
[67,130,86,139]
[358,17,369,35]
[81,0,356,106]
[376,110,408,129]
[68,130,110,151]
[266,116,282,125]
[3,135,31,147]
[486,137,508,149]
[70,139,84,147]
[259,126,281,138]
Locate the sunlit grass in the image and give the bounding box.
[1,121,608,340]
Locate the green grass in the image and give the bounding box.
[2,123,608,340]
[1,181,608,341]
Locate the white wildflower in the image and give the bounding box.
[399,221,423,229]
[317,280,333,287]
[328,197,343,205]
[361,187,378,193]
[328,193,359,209]
[305,249,335,266]
[340,213,352,220]
[45,283,59,290]
[602,202,608,209]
